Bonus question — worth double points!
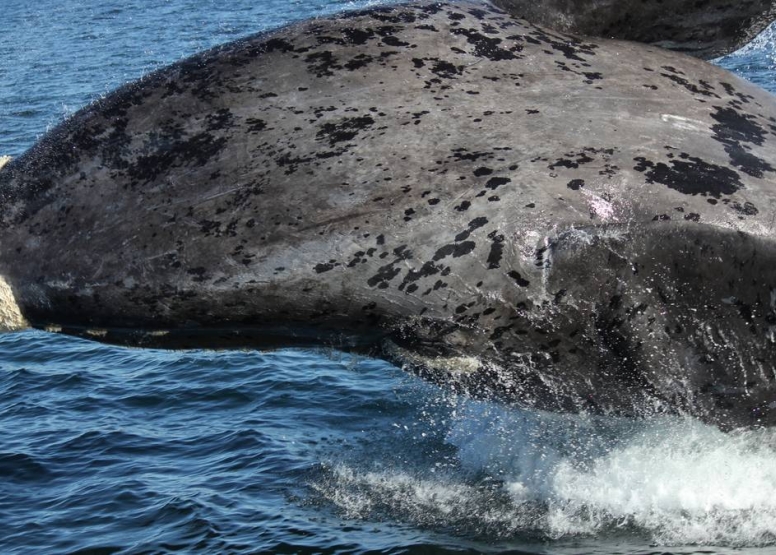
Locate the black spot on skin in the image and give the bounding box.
[363,5,424,23]
[342,27,376,45]
[315,262,336,274]
[467,7,490,19]
[128,133,227,186]
[316,115,375,146]
[567,179,585,190]
[710,106,775,178]
[344,54,374,71]
[450,148,491,162]
[711,106,766,146]
[540,33,597,61]
[376,234,385,245]
[485,177,510,190]
[660,72,719,98]
[633,156,742,198]
[468,216,488,231]
[450,28,518,61]
[583,72,602,82]
[393,245,413,260]
[455,216,489,241]
[508,271,530,287]
[549,152,594,170]
[428,59,464,79]
[474,167,493,177]
[433,241,476,261]
[246,118,267,133]
[205,108,234,131]
[684,213,701,222]
[487,233,505,269]
[367,262,401,288]
[724,146,775,178]
[732,201,758,216]
[187,267,208,282]
[399,261,442,290]
[661,66,683,75]
[382,35,410,47]
[263,38,297,54]
[455,200,471,212]
[305,51,342,77]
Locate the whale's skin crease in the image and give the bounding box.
[492,0,776,59]
[2,1,776,428]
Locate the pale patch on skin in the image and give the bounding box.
[0,275,28,331]
[0,156,11,171]
[382,339,481,375]
[661,114,709,133]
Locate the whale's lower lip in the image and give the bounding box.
[26,322,387,352]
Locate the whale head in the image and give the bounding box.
[2,1,776,429]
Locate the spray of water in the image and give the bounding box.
[312,390,776,548]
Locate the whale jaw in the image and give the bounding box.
[381,222,776,431]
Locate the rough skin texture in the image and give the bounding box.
[492,0,776,59]
[2,1,776,428]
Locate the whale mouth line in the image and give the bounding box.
[30,323,387,352]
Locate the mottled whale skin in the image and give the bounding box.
[492,0,776,59]
[2,1,776,429]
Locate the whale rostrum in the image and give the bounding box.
[2,1,776,429]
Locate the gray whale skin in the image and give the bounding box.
[2,0,776,430]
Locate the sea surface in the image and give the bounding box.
[2,1,776,554]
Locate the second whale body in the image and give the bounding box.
[2,1,776,428]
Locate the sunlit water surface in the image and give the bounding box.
[2,1,776,553]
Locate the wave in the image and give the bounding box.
[312,394,776,548]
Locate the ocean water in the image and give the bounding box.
[2,1,776,554]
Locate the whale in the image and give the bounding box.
[491,0,776,59]
[2,0,776,429]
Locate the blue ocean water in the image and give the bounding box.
[2,2,776,554]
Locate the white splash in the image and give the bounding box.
[313,394,776,547]
[450,402,776,546]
